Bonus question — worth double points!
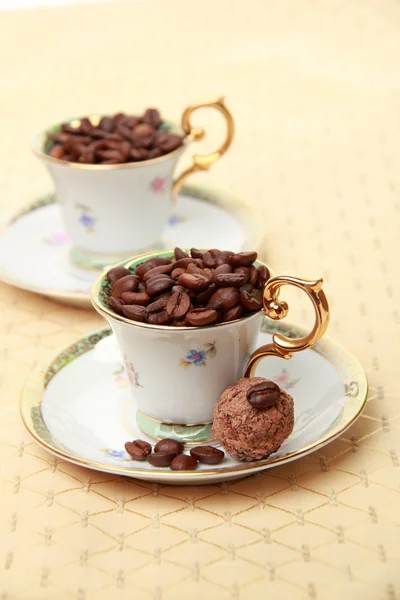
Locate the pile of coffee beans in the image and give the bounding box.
[46,109,183,164]
[125,438,225,470]
[106,247,269,327]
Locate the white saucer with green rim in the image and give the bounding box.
[20,319,368,485]
[0,184,265,308]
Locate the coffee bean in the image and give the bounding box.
[145,295,169,316]
[203,250,220,268]
[186,308,218,326]
[99,116,114,132]
[230,251,258,267]
[222,304,243,322]
[142,108,162,128]
[121,291,151,306]
[146,276,174,296]
[147,309,171,325]
[239,285,263,311]
[148,148,162,159]
[234,266,250,282]
[190,248,203,259]
[166,291,191,319]
[135,257,172,279]
[186,263,203,275]
[216,250,234,265]
[121,304,146,321]
[107,266,131,286]
[215,272,248,288]
[246,380,281,409]
[154,439,184,454]
[111,275,139,298]
[256,265,270,289]
[159,134,183,153]
[190,446,225,464]
[147,451,177,467]
[174,247,189,260]
[170,454,198,471]
[178,273,210,292]
[50,145,64,159]
[125,439,152,460]
[209,287,240,310]
[248,265,258,286]
[143,263,174,281]
[130,148,149,161]
[173,257,197,270]
[212,264,232,282]
[195,283,217,305]
[109,297,125,315]
[171,267,186,279]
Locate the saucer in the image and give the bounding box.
[21,319,368,485]
[0,184,264,308]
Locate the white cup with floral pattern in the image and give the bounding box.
[91,250,330,443]
[33,98,234,273]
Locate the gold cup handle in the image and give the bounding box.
[244,275,330,378]
[172,97,234,199]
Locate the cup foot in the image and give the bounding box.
[136,410,213,445]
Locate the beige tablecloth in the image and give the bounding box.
[1,1,399,598]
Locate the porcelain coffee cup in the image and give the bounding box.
[91,250,330,443]
[33,98,234,273]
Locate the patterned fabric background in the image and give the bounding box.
[0,1,399,598]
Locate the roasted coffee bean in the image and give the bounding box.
[135,257,172,279]
[154,439,184,454]
[121,304,146,321]
[212,264,232,283]
[190,248,203,259]
[256,265,270,289]
[109,297,125,315]
[148,148,162,159]
[186,308,218,326]
[239,285,263,311]
[230,251,258,267]
[143,263,174,281]
[125,439,152,460]
[131,123,155,148]
[121,291,151,306]
[111,275,139,298]
[216,250,234,265]
[207,299,224,312]
[171,267,186,280]
[222,304,243,322]
[50,145,64,159]
[172,318,189,327]
[234,266,250,282]
[147,309,171,325]
[248,265,258,286]
[99,116,114,132]
[130,147,149,161]
[173,257,197,270]
[170,454,198,471]
[246,380,281,409]
[178,273,210,292]
[143,108,162,128]
[209,287,240,310]
[166,291,191,319]
[190,446,225,465]
[159,134,183,153]
[186,262,203,275]
[203,250,220,268]
[145,295,169,316]
[146,276,174,296]
[147,451,177,467]
[174,247,189,260]
[195,283,217,305]
[107,266,131,287]
[215,272,249,288]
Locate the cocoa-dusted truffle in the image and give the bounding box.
[212,377,294,461]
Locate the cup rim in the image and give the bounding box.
[91,249,273,332]
[31,113,187,171]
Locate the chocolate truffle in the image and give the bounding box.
[212,377,294,461]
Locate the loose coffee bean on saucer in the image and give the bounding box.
[190,446,225,464]
[125,439,152,460]
[147,451,177,467]
[170,454,198,471]
[246,380,281,409]
[154,438,184,455]
[47,109,184,165]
